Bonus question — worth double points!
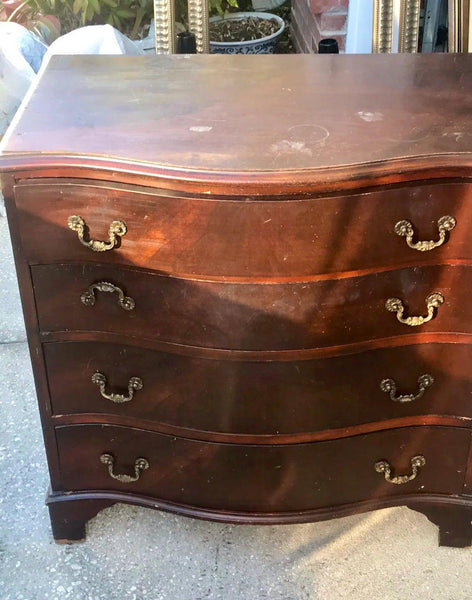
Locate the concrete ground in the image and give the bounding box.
[0,199,472,600]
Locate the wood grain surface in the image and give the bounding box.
[45,341,472,438]
[2,54,472,175]
[31,263,472,351]
[55,424,470,512]
[15,179,472,279]
[3,54,472,544]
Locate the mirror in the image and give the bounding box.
[371,0,471,53]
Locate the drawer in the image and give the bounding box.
[46,341,472,436]
[34,263,472,351]
[15,180,472,279]
[55,425,470,512]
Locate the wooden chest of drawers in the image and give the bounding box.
[2,54,472,546]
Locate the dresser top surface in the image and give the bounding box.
[1,53,471,178]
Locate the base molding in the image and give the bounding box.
[47,494,116,543]
[46,489,472,547]
[407,502,472,548]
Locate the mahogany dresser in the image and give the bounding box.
[1,54,472,546]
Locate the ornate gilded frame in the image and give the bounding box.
[449,0,472,51]
[373,0,421,53]
[153,0,209,53]
[188,0,210,53]
[153,0,176,53]
[469,0,472,51]
[372,0,394,53]
[398,0,421,52]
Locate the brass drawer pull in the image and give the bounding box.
[394,216,456,251]
[100,453,149,483]
[92,372,143,404]
[385,292,444,326]
[375,455,425,485]
[68,215,127,252]
[380,374,434,403]
[80,281,135,311]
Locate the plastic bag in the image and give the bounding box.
[43,24,143,64]
[0,22,47,136]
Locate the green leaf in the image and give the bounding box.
[112,13,121,28]
[85,2,95,20]
[72,0,83,15]
[115,8,134,17]
[88,0,100,14]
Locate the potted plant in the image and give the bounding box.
[4,0,154,41]
[208,0,284,54]
[2,0,62,43]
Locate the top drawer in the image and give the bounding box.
[14,180,472,279]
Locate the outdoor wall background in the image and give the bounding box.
[291,0,349,52]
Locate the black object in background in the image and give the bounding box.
[318,38,339,54]
[177,31,197,54]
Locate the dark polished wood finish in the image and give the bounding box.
[45,341,472,436]
[2,54,472,546]
[55,425,469,511]
[2,55,472,186]
[31,263,472,351]
[14,180,472,279]
[47,496,116,544]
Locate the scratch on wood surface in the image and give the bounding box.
[189,126,213,133]
[269,140,313,157]
[357,111,384,122]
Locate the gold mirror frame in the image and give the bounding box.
[373,0,470,54]
[153,0,176,53]
[398,0,421,52]
[188,0,210,53]
[153,0,209,53]
[449,0,472,51]
[373,0,421,53]
[372,0,394,52]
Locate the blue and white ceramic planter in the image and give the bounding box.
[210,12,285,54]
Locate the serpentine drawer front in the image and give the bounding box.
[14,180,470,278]
[55,425,469,513]
[33,263,469,351]
[2,54,472,546]
[45,341,472,436]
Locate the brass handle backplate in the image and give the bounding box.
[375,455,425,485]
[385,292,444,326]
[80,281,135,311]
[68,215,127,252]
[92,372,143,404]
[380,374,434,403]
[100,453,149,483]
[394,216,456,251]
